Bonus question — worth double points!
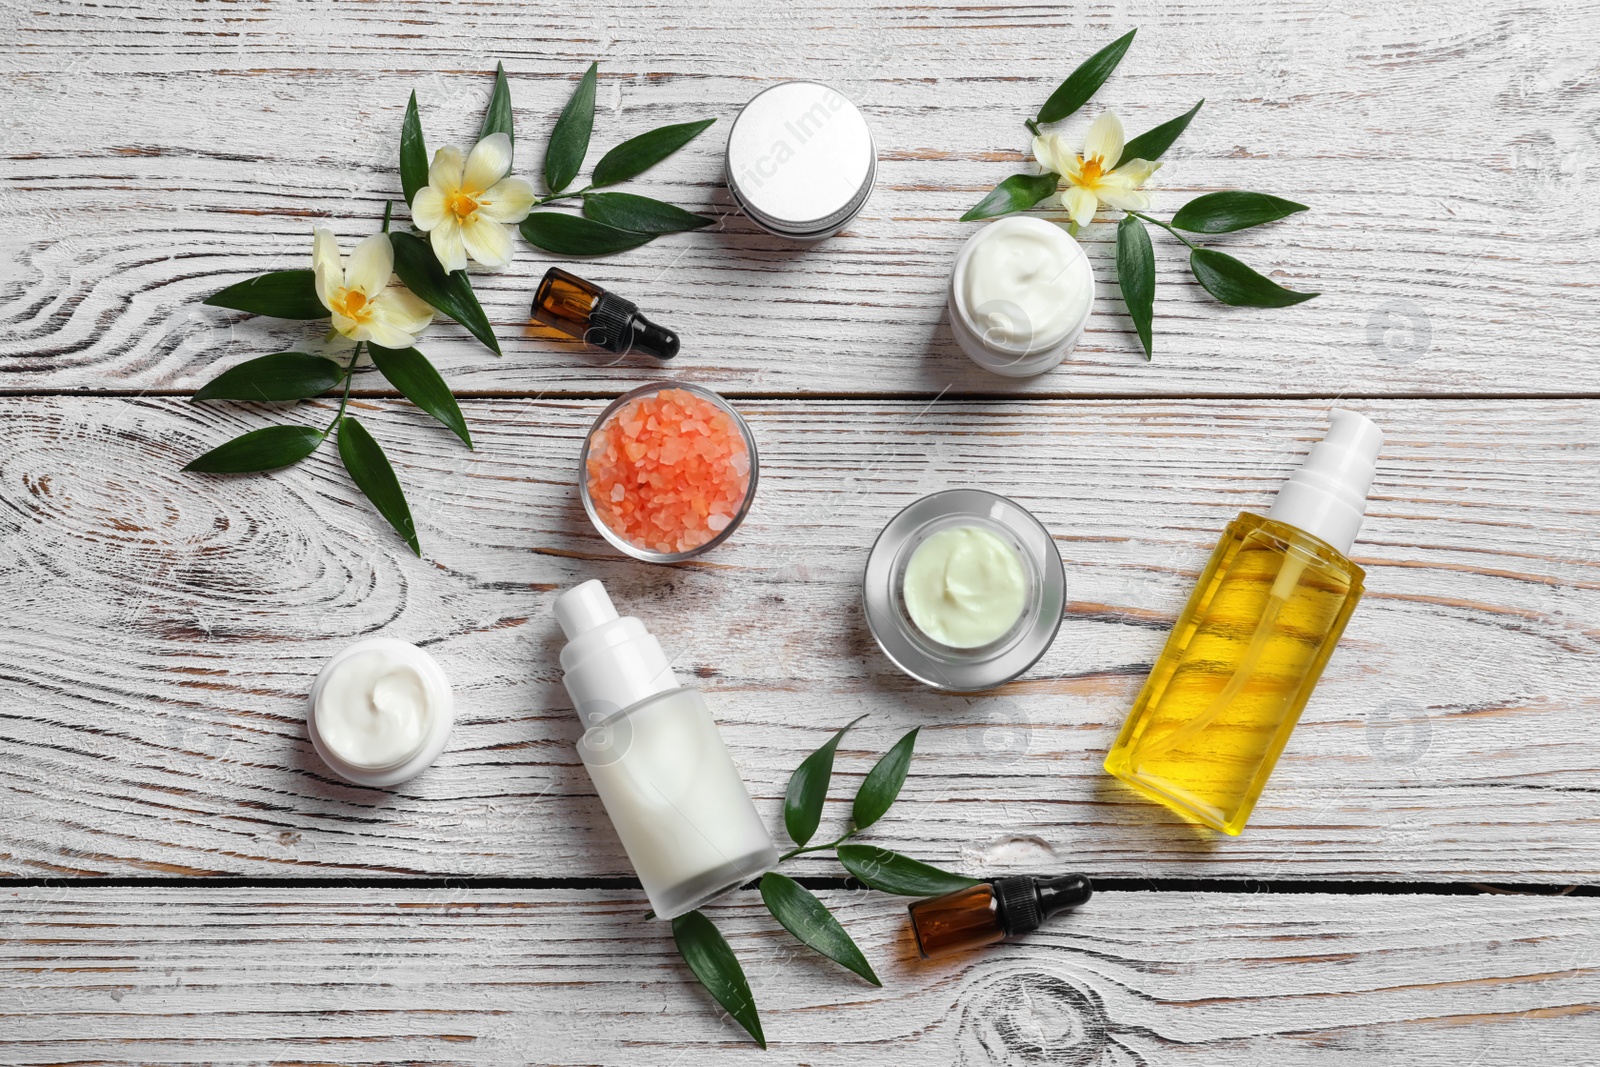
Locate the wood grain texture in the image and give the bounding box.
[3,886,1597,1064]
[3,396,1596,881]
[2,0,1597,395]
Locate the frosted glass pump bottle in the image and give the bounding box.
[1105,409,1384,835]
[554,580,778,918]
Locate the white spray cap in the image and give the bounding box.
[554,580,680,724]
[1266,408,1383,556]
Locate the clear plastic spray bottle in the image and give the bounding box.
[554,580,778,917]
[1104,409,1383,835]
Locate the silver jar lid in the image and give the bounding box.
[725,81,876,239]
[863,489,1066,693]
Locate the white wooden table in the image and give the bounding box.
[3,1,1599,1062]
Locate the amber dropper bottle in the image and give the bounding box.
[532,267,680,360]
[909,874,1092,959]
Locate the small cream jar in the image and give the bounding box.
[863,489,1066,692]
[308,638,454,787]
[725,81,876,239]
[949,216,1095,377]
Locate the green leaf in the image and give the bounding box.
[203,270,325,320]
[545,61,598,194]
[671,911,765,1049]
[582,192,713,234]
[1120,98,1203,164]
[479,62,514,148]
[836,845,981,897]
[387,231,501,356]
[960,172,1060,222]
[337,415,420,556]
[783,714,866,848]
[183,425,324,474]
[1036,29,1136,125]
[759,873,880,986]
[519,212,657,256]
[400,91,428,207]
[368,344,471,448]
[193,352,343,402]
[1189,247,1318,308]
[1171,190,1310,234]
[590,118,716,188]
[1117,214,1156,360]
[852,728,918,831]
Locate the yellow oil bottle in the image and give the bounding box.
[1105,410,1383,835]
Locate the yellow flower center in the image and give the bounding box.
[331,288,372,322]
[449,192,481,220]
[1079,156,1106,187]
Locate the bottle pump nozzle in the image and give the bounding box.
[1266,408,1383,556]
[554,580,680,724]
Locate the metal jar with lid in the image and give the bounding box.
[724,81,876,239]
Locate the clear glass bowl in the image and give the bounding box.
[578,382,760,564]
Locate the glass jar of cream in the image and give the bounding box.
[948,216,1095,377]
[308,638,455,787]
[863,489,1066,692]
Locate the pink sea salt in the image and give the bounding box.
[586,388,752,554]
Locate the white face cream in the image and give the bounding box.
[948,215,1095,377]
[308,638,454,787]
[903,525,1028,648]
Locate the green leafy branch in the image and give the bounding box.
[517,61,717,255]
[401,62,716,260]
[669,719,979,1049]
[191,204,469,556]
[962,29,1317,360]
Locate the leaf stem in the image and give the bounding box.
[1024,117,1041,136]
[1128,209,1197,249]
[533,184,592,207]
[322,342,361,438]
[777,828,857,864]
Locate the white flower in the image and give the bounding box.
[311,229,434,349]
[1033,111,1162,228]
[411,132,537,272]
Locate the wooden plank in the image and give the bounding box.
[2,886,1597,1064]
[2,397,1596,880]
[2,0,1597,394]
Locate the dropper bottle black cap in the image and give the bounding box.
[591,290,679,360]
[993,873,1093,936]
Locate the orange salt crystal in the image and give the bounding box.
[585,388,753,555]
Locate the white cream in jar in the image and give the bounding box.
[903,525,1028,648]
[948,215,1095,377]
[308,638,454,787]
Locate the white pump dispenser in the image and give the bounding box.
[1267,408,1384,555]
[553,580,778,919]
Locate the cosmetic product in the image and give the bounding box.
[580,382,757,562]
[308,638,454,787]
[948,216,1095,377]
[532,267,679,360]
[555,579,779,919]
[864,489,1066,692]
[1104,409,1384,835]
[725,81,876,239]
[909,874,1092,959]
